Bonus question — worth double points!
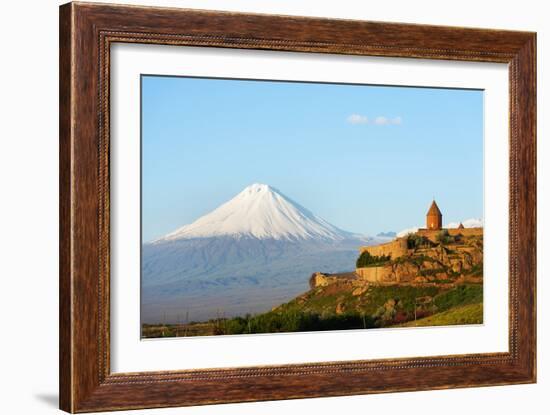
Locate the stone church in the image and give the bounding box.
[426,200,442,230]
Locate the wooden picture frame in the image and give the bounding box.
[59,2,536,412]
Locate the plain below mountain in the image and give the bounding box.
[142,184,374,323]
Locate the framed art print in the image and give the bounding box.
[139,76,485,340]
[59,2,536,412]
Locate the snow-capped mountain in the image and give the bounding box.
[154,183,355,242]
[142,184,372,324]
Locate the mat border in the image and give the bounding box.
[59,2,536,412]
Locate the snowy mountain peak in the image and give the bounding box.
[153,184,359,243]
[241,183,273,194]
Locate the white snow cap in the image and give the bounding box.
[155,183,356,242]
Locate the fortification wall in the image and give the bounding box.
[417,227,483,242]
[359,238,408,259]
[356,265,394,283]
[448,227,483,237]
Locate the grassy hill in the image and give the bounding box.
[396,303,483,327]
[142,230,484,338]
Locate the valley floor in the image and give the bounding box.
[141,282,483,338]
[142,230,484,338]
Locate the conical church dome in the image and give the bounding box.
[427,200,442,217]
[426,200,442,230]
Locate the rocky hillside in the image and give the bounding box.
[352,231,483,285]
[142,230,484,337]
[277,231,484,329]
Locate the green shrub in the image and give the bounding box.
[436,230,460,245]
[411,255,435,266]
[220,310,377,334]
[436,230,451,244]
[407,234,432,249]
[356,251,391,268]
[419,268,447,277]
[469,263,484,277]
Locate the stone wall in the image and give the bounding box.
[359,238,408,259]
[309,272,357,289]
[448,227,483,237]
[417,227,483,243]
[356,265,394,283]
[309,272,336,289]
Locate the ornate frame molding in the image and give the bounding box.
[60,2,536,412]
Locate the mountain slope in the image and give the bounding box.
[154,183,356,242]
[142,184,371,323]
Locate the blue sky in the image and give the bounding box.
[142,75,483,242]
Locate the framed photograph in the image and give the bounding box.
[59,2,536,412]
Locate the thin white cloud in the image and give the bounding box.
[445,218,484,229]
[374,116,402,125]
[347,114,369,124]
[347,114,402,125]
[374,116,389,125]
[396,227,419,237]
